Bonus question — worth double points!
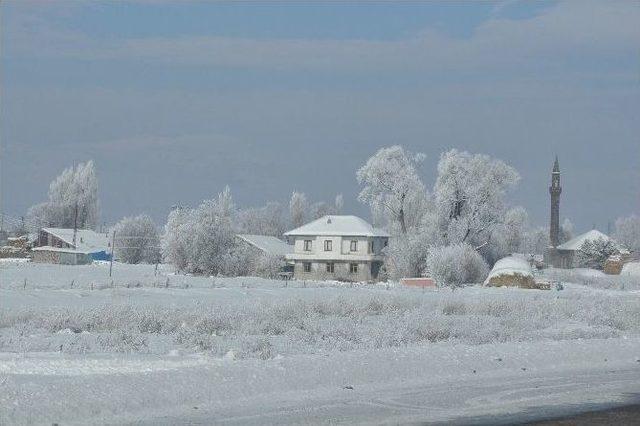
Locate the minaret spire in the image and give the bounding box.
[549,156,562,247]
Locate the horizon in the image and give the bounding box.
[1,1,639,232]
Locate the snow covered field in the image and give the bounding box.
[1,260,639,424]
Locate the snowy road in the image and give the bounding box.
[2,338,639,425]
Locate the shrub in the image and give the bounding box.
[426,243,489,288]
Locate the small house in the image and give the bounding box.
[33,227,111,263]
[284,215,389,282]
[31,247,93,265]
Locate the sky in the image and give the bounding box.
[1,0,639,232]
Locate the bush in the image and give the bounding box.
[113,215,161,264]
[576,238,618,270]
[426,243,489,288]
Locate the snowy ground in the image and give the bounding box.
[1,260,639,425]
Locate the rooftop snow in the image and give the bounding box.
[31,246,93,254]
[237,234,293,257]
[41,228,110,253]
[557,229,613,251]
[284,215,389,237]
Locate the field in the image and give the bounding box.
[1,260,640,424]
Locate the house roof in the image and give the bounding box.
[41,228,110,253]
[237,234,293,257]
[284,215,390,237]
[557,229,612,251]
[32,246,93,254]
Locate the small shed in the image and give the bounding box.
[36,228,111,262]
[31,247,93,265]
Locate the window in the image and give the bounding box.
[350,263,358,274]
[350,240,358,252]
[304,240,312,251]
[326,262,335,273]
[368,241,374,253]
[324,240,332,251]
[303,262,311,273]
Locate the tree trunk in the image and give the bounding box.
[399,208,407,234]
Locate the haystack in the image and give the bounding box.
[484,256,537,289]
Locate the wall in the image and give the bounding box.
[293,261,372,282]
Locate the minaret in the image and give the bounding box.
[549,156,562,247]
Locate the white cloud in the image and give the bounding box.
[4,0,639,72]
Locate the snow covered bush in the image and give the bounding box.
[254,254,286,279]
[113,215,161,264]
[384,232,432,279]
[3,286,639,357]
[576,238,619,270]
[26,161,99,231]
[427,244,489,288]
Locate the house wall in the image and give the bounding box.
[32,250,61,264]
[293,261,372,282]
[289,235,388,282]
[544,248,574,269]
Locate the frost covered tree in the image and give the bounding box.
[26,161,99,231]
[289,192,309,228]
[162,206,193,271]
[238,202,286,237]
[162,186,238,275]
[614,214,640,253]
[576,238,618,270]
[357,146,427,234]
[335,194,344,214]
[433,149,519,252]
[190,186,237,274]
[496,206,529,255]
[426,243,489,288]
[559,218,574,244]
[113,215,161,264]
[525,227,549,255]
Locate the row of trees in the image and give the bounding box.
[20,156,640,283]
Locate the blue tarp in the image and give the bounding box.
[90,251,112,261]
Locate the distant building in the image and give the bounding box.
[32,227,111,264]
[284,215,389,282]
[543,157,569,267]
[548,229,616,269]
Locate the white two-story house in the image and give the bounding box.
[284,215,389,282]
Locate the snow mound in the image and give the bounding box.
[484,256,535,288]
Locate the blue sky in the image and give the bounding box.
[1,0,639,231]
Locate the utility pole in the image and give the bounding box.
[72,201,78,247]
[109,230,116,277]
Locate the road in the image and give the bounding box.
[131,367,640,425]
